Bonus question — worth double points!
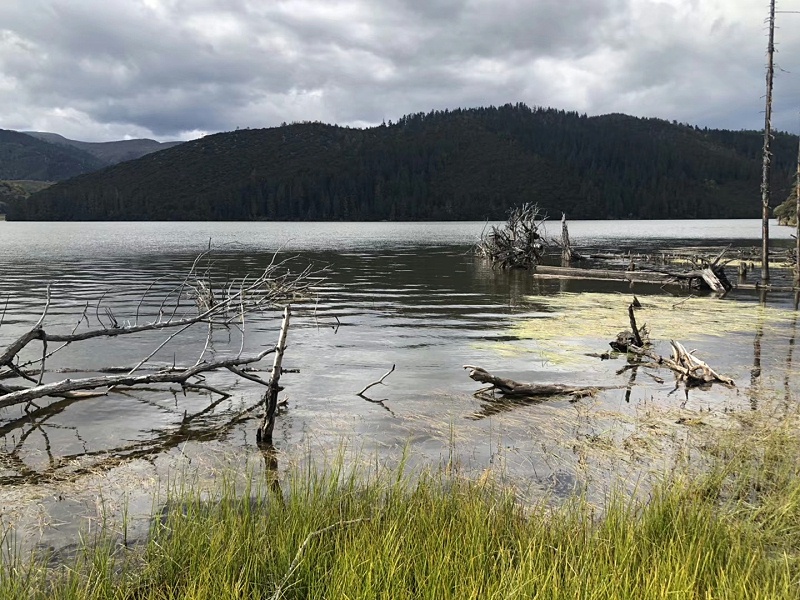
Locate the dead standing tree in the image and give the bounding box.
[476,203,546,269]
[0,250,315,439]
[760,0,776,284]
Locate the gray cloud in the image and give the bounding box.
[0,0,797,141]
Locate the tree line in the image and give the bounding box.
[8,104,798,221]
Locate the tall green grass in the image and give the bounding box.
[3,426,800,599]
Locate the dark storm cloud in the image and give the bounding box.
[0,0,797,141]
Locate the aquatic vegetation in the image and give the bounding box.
[516,291,797,345]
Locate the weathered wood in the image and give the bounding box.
[700,267,726,293]
[257,305,291,445]
[357,363,395,397]
[761,0,776,283]
[476,203,545,269]
[628,341,734,387]
[0,348,276,408]
[463,365,613,398]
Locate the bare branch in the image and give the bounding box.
[0,347,276,408]
[357,364,396,396]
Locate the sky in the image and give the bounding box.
[0,0,798,142]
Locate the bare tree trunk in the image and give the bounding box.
[761,0,776,284]
[561,213,572,264]
[795,129,800,287]
[257,305,291,445]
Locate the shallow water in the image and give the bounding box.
[0,219,797,551]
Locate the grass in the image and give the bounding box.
[2,425,800,599]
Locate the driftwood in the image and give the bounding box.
[604,297,734,387]
[0,250,314,434]
[463,365,612,399]
[610,298,648,352]
[634,246,733,292]
[476,203,546,269]
[629,341,735,387]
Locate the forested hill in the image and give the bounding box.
[8,104,798,221]
[0,129,106,181]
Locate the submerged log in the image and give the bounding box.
[463,365,614,399]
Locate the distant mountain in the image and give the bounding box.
[8,104,799,221]
[24,132,182,165]
[0,129,106,181]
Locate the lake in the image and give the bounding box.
[0,219,798,552]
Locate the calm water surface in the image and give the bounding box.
[0,220,797,550]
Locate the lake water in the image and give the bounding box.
[0,219,798,552]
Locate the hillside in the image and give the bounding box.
[8,104,799,221]
[0,129,107,181]
[24,132,182,165]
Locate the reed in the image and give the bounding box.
[3,425,800,599]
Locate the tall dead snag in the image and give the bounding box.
[257,305,291,446]
[0,251,314,427]
[795,128,800,287]
[476,203,546,269]
[560,213,581,263]
[761,0,776,284]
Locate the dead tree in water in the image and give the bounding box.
[559,213,582,263]
[476,203,546,269]
[795,128,800,287]
[0,251,314,428]
[760,0,776,284]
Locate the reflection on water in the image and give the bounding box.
[0,220,798,551]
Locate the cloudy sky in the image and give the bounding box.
[0,0,798,142]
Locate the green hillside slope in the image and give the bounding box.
[8,104,798,221]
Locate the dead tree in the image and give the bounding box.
[256,305,291,446]
[476,203,546,269]
[463,365,616,400]
[761,0,776,284]
[0,250,315,420]
[637,246,733,292]
[795,128,800,287]
[559,213,581,263]
[628,341,735,388]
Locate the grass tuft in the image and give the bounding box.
[3,425,800,599]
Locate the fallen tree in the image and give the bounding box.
[464,296,735,403]
[463,365,615,399]
[476,203,546,269]
[628,340,735,387]
[0,250,316,438]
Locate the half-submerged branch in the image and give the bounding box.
[463,365,613,399]
[0,250,315,440]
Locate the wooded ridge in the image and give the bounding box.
[7,104,799,221]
